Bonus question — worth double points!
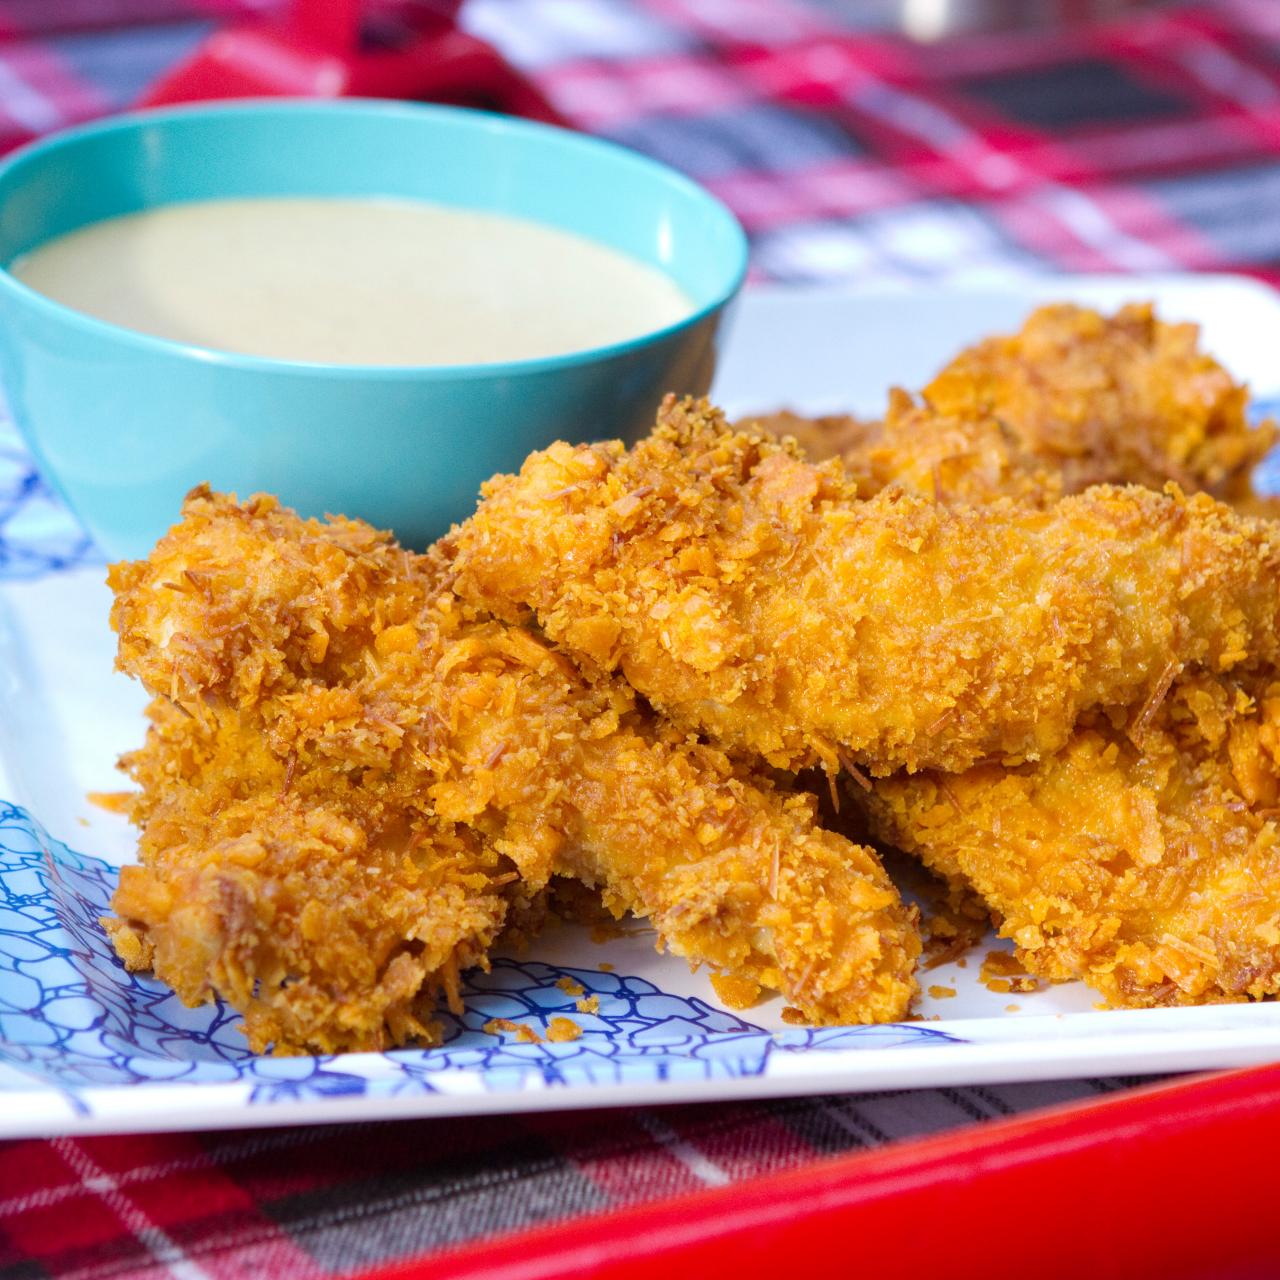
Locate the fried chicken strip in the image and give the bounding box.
[107,488,919,1035]
[750,303,1276,506]
[743,306,1280,1007]
[106,696,512,1054]
[449,396,1280,776]
[927,302,1275,500]
[861,672,1280,1007]
[747,393,1062,508]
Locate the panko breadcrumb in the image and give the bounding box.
[105,488,921,1051]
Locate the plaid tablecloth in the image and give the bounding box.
[2,1,1278,1275]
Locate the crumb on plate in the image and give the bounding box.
[710,972,763,1008]
[981,950,1042,994]
[483,1017,543,1044]
[546,1016,582,1043]
[87,790,134,815]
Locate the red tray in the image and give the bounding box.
[356,1063,1280,1280]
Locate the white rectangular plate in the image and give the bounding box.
[3,275,1280,1138]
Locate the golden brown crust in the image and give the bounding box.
[107,488,920,1047]
[863,672,1280,1008]
[751,303,1276,508]
[745,390,1062,508]
[106,298,1280,1029]
[924,302,1275,500]
[747,305,1280,1008]
[449,395,1280,777]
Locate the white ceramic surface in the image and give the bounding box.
[2,276,1278,1138]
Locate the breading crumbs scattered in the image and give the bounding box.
[546,1016,582,1043]
[981,950,1042,994]
[483,1017,543,1044]
[556,976,586,997]
[576,995,599,1014]
[710,972,763,1009]
[926,984,956,999]
[88,790,134,814]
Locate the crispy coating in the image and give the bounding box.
[739,305,1280,1009]
[926,302,1275,500]
[107,488,920,1042]
[748,390,1062,508]
[746,410,881,475]
[448,396,1280,776]
[750,304,1280,1007]
[862,673,1280,1007]
[754,304,1275,506]
[106,697,511,1055]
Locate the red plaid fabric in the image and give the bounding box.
[469,0,1280,282]
[1,1081,1130,1277]
[0,1,1274,1275]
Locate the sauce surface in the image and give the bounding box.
[11,197,693,365]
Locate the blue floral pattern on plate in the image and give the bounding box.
[0,416,98,581]
[0,801,959,1113]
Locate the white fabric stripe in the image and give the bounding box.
[1,1126,334,1220]
[848,72,1185,271]
[0,56,60,133]
[1032,185,1179,271]
[51,1138,212,1280]
[634,1112,730,1186]
[1172,41,1280,108]
[1224,0,1280,38]
[856,80,985,154]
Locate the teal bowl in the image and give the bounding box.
[0,101,746,560]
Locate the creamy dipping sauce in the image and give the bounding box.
[10,197,694,366]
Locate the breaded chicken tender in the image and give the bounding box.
[741,305,1280,1008]
[106,697,512,1055]
[107,488,920,1045]
[751,391,1062,508]
[862,672,1280,1008]
[449,396,1280,777]
[752,304,1280,1007]
[746,410,881,475]
[926,302,1275,500]
[749,303,1276,508]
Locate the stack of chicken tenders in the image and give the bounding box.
[104,303,1280,1054]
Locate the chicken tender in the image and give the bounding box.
[753,304,1275,506]
[107,488,920,1040]
[449,396,1280,777]
[746,410,881,475]
[926,302,1274,500]
[749,390,1062,507]
[107,697,512,1055]
[862,672,1280,1008]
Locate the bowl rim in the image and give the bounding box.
[0,98,748,381]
